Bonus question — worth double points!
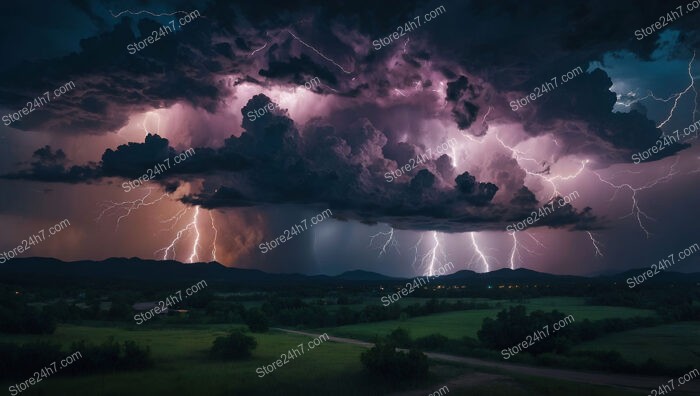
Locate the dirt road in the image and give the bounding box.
[274,328,700,393]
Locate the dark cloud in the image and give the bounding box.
[3,92,598,232]
[521,68,689,164]
[2,145,98,183]
[510,186,538,208]
[6,0,696,237]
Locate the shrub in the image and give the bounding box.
[0,304,56,334]
[0,339,152,379]
[210,330,257,360]
[66,337,152,374]
[0,342,63,379]
[387,328,412,348]
[360,340,429,380]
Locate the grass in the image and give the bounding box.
[572,322,700,367]
[320,297,656,341]
[0,325,434,396]
[0,322,660,395]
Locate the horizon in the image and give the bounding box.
[4,256,700,279]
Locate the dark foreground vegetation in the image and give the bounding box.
[1,260,699,391]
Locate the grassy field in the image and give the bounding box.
[0,324,655,396]
[320,297,657,341]
[572,322,700,367]
[0,324,438,396]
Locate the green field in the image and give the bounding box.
[0,298,675,395]
[0,324,654,396]
[0,324,438,396]
[573,322,700,367]
[321,297,657,341]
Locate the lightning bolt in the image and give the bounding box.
[586,231,604,257]
[209,211,218,262]
[155,206,204,262]
[482,106,493,124]
[426,231,442,276]
[369,227,399,257]
[483,132,607,260]
[657,51,696,128]
[616,52,697,128]
[593,158,679,238]
[495,134,589,199]
[508,231,541,270]
[142,112,161,136]
[410,233,424,270]
[469,232,491,272]
[508,233,519,270]
[250,42,267,56]
[188,206,201,263]
[109,9,190,18]
[160,208,190,231]
[96,188,169,230]
[410,232,449,276]
[286,30,353,74]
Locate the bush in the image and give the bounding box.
[0,339,152,379]
[478,306,572,355]
[0,342,64,379]
[387,328,412,348]
[66,337,152,374]
[121,340,152,370]
[245,308,269,333]
[360,340,429,380]
[210,330,257,360]
[0,304,56,334]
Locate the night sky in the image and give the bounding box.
[0,0,699,277]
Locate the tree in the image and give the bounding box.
[360,340,428,380]
[245,308,269,333]
[387,328,412,348]
[210,330,257,360]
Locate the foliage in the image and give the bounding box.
[0,300,56,334]
[0,338,152,380]
[360,340,428,380]
[245,308,270,333]
[386,327,412,348]
[210,329,258,360]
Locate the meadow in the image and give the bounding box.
[1,324,406,396]
[572,321,700,367]
[0,324,657,396]
[320,297,657,341]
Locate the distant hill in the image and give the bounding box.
[334,270,398,281]
[0,257,393,286]
[1,257,698,286]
